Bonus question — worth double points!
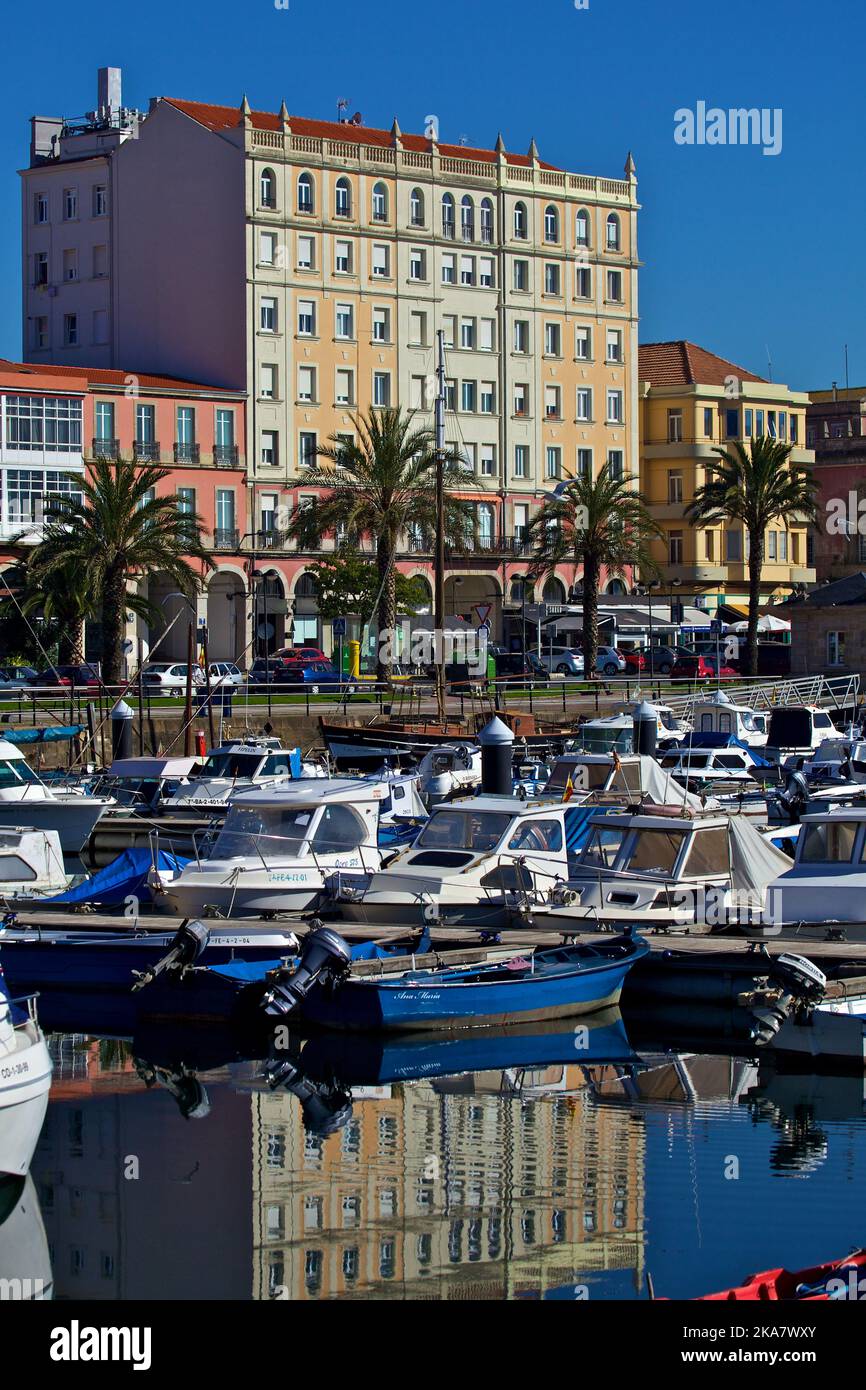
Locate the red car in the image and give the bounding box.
[30,664,102,688]
[671,654,738,680]
[620,649,646,672]
[276,646,327,664]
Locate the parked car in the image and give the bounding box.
[31,664,102,688]
[0,665,39,687]
[638,646,679,676]
[142,662,206,692]
[530,647,586,677]
[489,645,528,679]
[301,661,358,693]
[207,662,245,688]
[247,658,294,686]
[275,646,328,665]
[595,646,626,676]
[671,654,738,681]
[620,649,646,673]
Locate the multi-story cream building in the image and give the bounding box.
[639,341,816,612]
[21,69,640,651]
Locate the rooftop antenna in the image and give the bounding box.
[765,344,773,382]
[337,97,349,124]
[845,343,850,399]
[458,134,470,146]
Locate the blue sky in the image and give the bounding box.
[3,0,862,390]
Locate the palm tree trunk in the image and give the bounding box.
[746,531,763,678]
[582,552,600,678]
[60,617,86,667]
[375,534,396,682]
[101,562,127,689]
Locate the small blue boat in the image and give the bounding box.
[291,932,650,1033]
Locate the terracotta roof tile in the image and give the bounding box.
[639,341,767,389]
[161,98,560,170]
[0,358,241,395]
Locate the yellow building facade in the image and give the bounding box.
[639,342,816,610]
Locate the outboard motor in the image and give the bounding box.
[131,920,212,992]
[262,926,352,1017]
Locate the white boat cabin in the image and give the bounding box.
[768,808,866,926]
[690,693,769,748]
[765,705,839,763]
[165,738,324,810]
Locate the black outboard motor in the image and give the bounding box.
[131,920,211,992]
[262,926,352,1017]
[779,770,808,824]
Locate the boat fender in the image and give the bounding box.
[262,926,352,1017]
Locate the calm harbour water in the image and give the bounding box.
[12,1023,866,1301]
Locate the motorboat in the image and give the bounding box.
[685,1249,866,1302]
[88,754,200,812]
[335,794,585,930]
[0,973,52,1176]
[688,690,769,748]
[540,752,709,808]
[764,704,840,766]
[655,741,769,796]
[524,806,793,932]
[576,702,691,755]
[416,743,482,805]
[161,779,389,918]
[765,808,866,927]
[0,828,69,899]
[0,1174,52,1299]
[162,738,327,814]
[0,740,113,854]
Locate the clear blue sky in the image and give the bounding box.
[3,0,861,391]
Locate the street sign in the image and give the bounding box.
[333,617,347,637]
[710,618,722,634]
[474,603,492,627]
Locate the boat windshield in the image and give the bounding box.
[0,758,42,788]
[196,751,264,779]
[618,828,688,876]
[415,810,513,853]
[546,761,609,791]
[579,826,625,869]
[210,804,316,859]
[659,710,679,731]
[799,820,859,865]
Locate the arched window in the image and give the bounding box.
[575,208,590,246]
[297,171,314,214]
[296,572,319,600]
[542,576,566,604]
[260,168,276,209]
[514,201,528,240]
[441,192,455,238]
[372,181,388,222]
[335,176,351,218]
[606,212,621,251]
[510,577,533,604]
[410,188,425,226]
[544,205,559,243]
[606,578,627,596]
[461,195,474,241]
[480,197,494,244]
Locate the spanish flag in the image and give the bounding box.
[562,775,575,803]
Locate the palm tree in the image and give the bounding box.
[287,407,472,677]
[528,465,662,677]
[28,458,211,686]
[686,438,818,676]
[22,556,95,665]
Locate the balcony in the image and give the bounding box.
[212,528,239,551]
[174,442,201,465]
[133,440,161,463]
[91,437,120,461]
[214,444,240,468]
[446,534,533,559]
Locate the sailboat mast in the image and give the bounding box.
[435,327,447,722]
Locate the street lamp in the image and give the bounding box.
[646,579,661,660]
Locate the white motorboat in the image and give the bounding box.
[764,705,840,767]
[656,744,767,795]
[541,752,709,807]
[162,779,389,918]
[524,806,793,932]
[688,691,769,749]
[416,743,483,805]
[0,741,113,854]
[0,828,69,899]
[765,808,866,928]
[576,702,691,755]
[89,754,201,811]
[336,794,581,930]
[0,976,52,1176]
[163,738,327,814]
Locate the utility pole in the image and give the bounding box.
[434,328,447,723]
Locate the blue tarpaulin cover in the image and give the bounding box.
[209,929,433,985]
[4,725,85,744]
[46,848,191,906]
